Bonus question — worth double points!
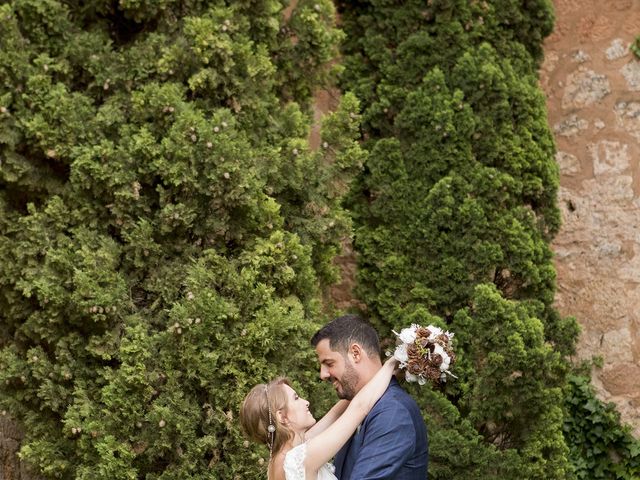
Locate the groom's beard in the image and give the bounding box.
[334,362,359,400]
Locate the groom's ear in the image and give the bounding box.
[348,343,364,363]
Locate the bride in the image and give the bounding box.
[240,356,398,480]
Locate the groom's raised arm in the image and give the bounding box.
[347,401,416,479]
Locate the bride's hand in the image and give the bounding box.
[384,355,400,374]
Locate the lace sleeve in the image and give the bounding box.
[283,443,306,480]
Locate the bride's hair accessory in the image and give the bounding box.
[264,386,276,458]
[390,324,457,385]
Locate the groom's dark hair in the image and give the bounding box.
[311,314,381,358]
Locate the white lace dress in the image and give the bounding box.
[283,443,337,480]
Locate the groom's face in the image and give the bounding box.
[315,339,360,400]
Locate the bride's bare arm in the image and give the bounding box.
[303,356,398,474]
[305,400,349,440]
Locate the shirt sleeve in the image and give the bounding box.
[348,401,416,480]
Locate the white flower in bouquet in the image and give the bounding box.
[432,343,451,372]
[405,371,419,383]
[394,343,409,364]
[427,326,443,340]
[397,325,418,344]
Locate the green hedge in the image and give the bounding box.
[0,1,363,478]
[339,1,579,478]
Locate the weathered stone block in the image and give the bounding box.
[556,151,582,175]
[621,60,640,90]
[562,69,611,108]
[606,38,628,60]
[614,101,640,140]
[588,140,629,176]
[554,114,589,137]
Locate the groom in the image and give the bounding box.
[311,314,428,479]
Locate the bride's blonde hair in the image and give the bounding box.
[240,377,295,458]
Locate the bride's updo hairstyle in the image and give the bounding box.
[240,377,295,458]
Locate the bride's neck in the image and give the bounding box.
[285,431,305,450]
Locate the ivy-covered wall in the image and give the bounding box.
[338,1,579,478]
[0,1,363,478]
[564,364,640,479]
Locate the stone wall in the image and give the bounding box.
[542,0,640,436]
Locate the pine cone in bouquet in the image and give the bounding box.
[392,324,456,385]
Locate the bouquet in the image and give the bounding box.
[391,324,456,385]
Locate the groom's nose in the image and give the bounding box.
[319,365,331,381]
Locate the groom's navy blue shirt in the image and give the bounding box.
[334,377,428,479]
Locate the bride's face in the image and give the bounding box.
[282,384,316,432]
